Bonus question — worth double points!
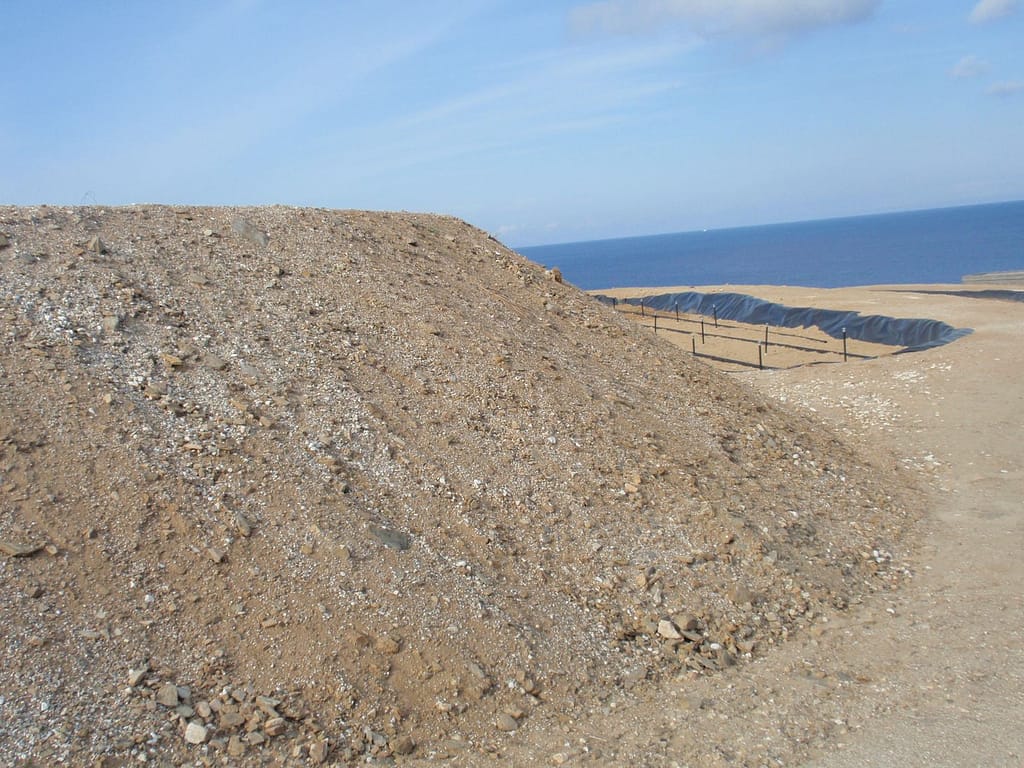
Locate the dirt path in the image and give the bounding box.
[746,286,1024,767]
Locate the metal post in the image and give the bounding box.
[653,314,657,333]
[764,324,769,347]
[640,299,645,317]
[674,302,679,321]
[758,344,763,370]
[701,319,705,343]
[842,327,848,362]
[692,337,696,354]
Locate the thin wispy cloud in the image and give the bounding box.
[986,80,1024,96]
[969,0,1019,24]
[949,55,989,78]
[569,0,880,47]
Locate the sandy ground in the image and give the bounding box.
[610,283,1024,766]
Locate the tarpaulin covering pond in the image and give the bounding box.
[594,291,973,352]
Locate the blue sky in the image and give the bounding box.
[2,1,1022,246]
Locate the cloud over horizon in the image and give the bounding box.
[969,0,1019,24]
[569,0,880,46]
[986,79,1024,96]
[950,54,989,78]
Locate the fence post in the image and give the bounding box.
[640,299,645,317]
[654,314,658,333]
[758,344,763,370]
[700,319,705,343]
[675,302,679,321]
[842,327,848,362]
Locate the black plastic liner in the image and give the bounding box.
[595,291,972,352]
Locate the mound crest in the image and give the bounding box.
[0,206,910,764]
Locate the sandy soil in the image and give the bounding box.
[0,208,918,766]
[2,207,1020,766]
[562,283,1024,767]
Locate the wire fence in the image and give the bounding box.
[610,297,873,370]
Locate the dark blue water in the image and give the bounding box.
[517,201,1024,290]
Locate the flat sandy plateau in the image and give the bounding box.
[554,283,1024,767]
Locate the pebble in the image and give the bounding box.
[231,217,269,248]
[264,717,286,736]
[657,619,682,640]
[101,315,122,334]
[184,722,208,745]
[369,523,413,551]
[227,735,246,757]
[220,712,246,728]
[309,739,329,764]
[256,695,281,715]
[156,682,180,707]
[202,352,227,371]
[393,735,416,755]
[127,663,149,687]
[495,713,519,732]
[246,731,266,746]
[86,235,106,254]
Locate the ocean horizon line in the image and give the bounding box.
[512,198,1024,251]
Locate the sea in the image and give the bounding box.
[516,200,1024,290]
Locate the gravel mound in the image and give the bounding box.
[0,206,912,765]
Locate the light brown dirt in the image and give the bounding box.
[1,206,1016,768]
[529,283,1020,768]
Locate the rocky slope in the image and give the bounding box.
[0,206,912,765]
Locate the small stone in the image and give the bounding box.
[392,735,416,755]
[206,547,225,563]
[309,738,329,764]
[195,700,212,719]
[729,585,758,606]
[657,619,681,640]
[238,362,261,382]
[0,233,9,249]
[255,695,281,716]
[156,682,180,707]
[245,731,266,746]
[264,717,286,737]
[375,635,401,655]
[220,711,245,728]
[234,513,252,537]
[495,713,519,732]
[231,217,269,248]
[101,315,122,335]
[368,524,412,551]
[160,353,183,368]
[227,735,246,757]
[202,352,227,371]
[86,235,107,254]
[128,663,149,687]
[184,722,208,745]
